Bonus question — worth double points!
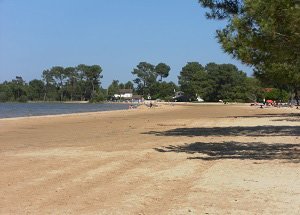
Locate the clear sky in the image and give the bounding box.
[0,0,252,88]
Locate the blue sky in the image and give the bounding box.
[0,0,252,88]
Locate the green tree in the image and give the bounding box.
[265,88,290,102]
[86,65,103,93]
[77,64,103,100]
[65,67,78,101]
[118,82,125,89]
[10,76,28,102]
[244,77,264,102]
[0,82,14,102]
[124,81,134,90]
[51,66,67,101]
[132,62,157,97]
[204,63,248,102]
[90,91,106,103]
[28,79,44,101]
[150,81,179,100]
[107,80,120,96]
[198,0,300,104]
[178,62,208,100]
[155,63,170,82]
[42,69,57,101]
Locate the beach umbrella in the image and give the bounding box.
[266,100,273,103]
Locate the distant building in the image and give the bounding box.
[196,94,204,102]
[114,89,133,99]
[131,95,144,103]
[173,91,189,102]
[173,91,204,102]
[174,91,184,98]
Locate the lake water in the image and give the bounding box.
[0,103,130,119]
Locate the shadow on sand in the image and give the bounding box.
[229,113,300,122]
[229,113,300,118]
[144,125,300,137]
[154,141,300,162]
[272,118,300,122]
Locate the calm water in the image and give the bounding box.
[0,103,129,119]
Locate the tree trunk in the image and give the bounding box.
[60,90,63,102]
[143,80,146,96]
[92,82,95,93]
[295,88,299,106]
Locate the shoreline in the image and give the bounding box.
[0,102,175,121]
[0,107,136,121]
[0,102,219,121]
[0,102,131,121]
[1,102,298,121]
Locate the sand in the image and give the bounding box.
[0,104,299,214]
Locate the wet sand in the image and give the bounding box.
[0,104,299,214]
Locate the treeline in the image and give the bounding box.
[0,64,104,102]
[129,61,290,102]
[0,61,292,103]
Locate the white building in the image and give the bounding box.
[114,89,133,99]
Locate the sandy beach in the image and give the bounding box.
[0,104,299,214]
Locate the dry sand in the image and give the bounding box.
[0,104,299,214]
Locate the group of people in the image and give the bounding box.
[128,101,156,109]
[253,99,299,109]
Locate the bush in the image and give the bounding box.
[265,89,289,102]
[0,92,10,102]
[90,92,105,103]
[163,96,174,102]
[17,95,28,103]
